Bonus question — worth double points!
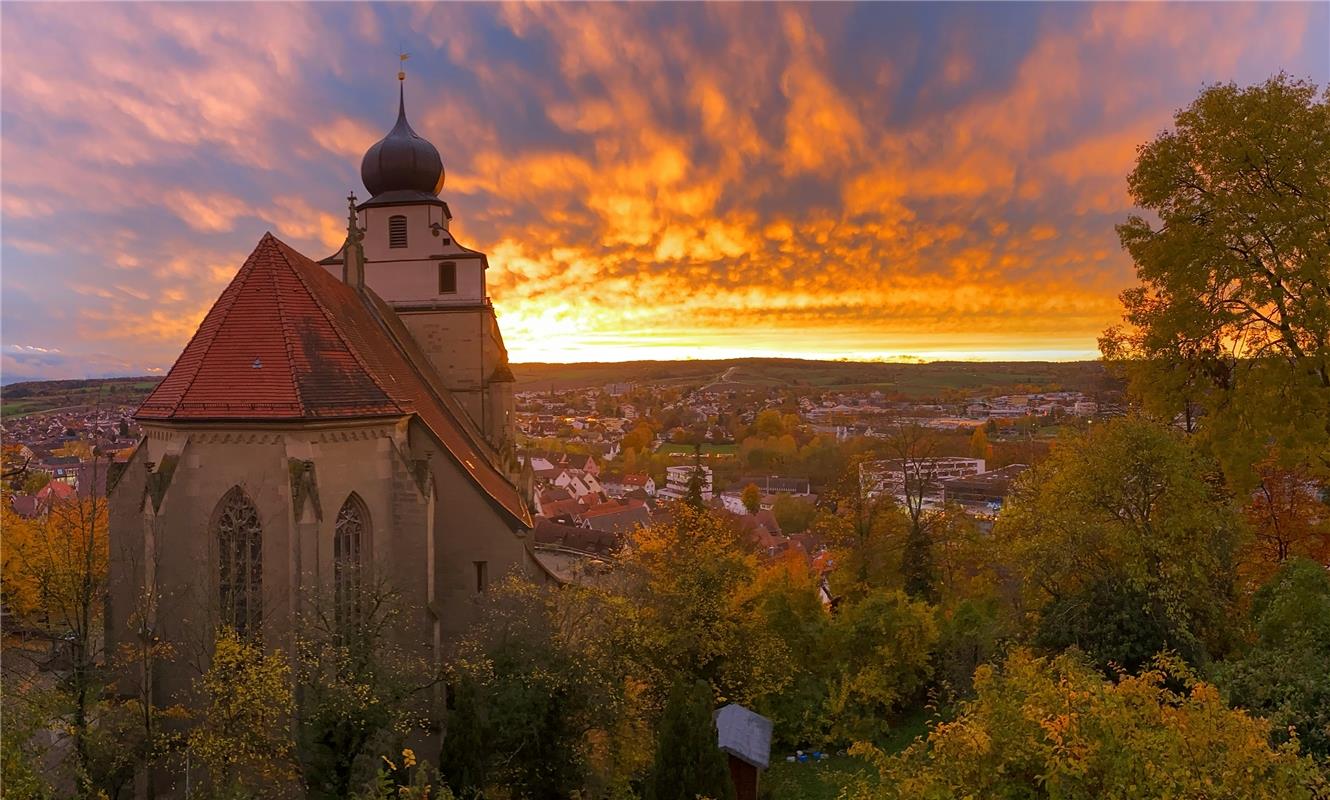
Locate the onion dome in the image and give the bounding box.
[360,85,445,199]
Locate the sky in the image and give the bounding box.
[1,2,1327,382]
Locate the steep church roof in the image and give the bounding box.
[138,233,531,526]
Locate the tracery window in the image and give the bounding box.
[214,487,262,637]
[334,493,369,622]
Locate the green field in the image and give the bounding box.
[655,443,739,457]
[0,377,161,419]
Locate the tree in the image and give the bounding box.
[443,577,632,800]
[622,423,656,454]
[819,454,903,597]
[771,494,815,534]
[740,483,761,515]
[623,505,792,710]
[750,551,832,747]
[823,588,937,745]
[884,425,940,601]
[1101,75,1330,484]
[646,680,735,800]
[296,577,439,800]
[753,409,785,438]
[683,456,706,510]
[858,649,1327,799]
[1,463,115,798]
[968,426,991,461]
[188,627,298,798]
[1217,558,1330,760]
[1242,454,1330,582]
[20,469,50,494]
[995,417,1245,669]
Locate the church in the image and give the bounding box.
[106,76,543,709]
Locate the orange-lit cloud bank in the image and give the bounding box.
[1,2,1326,380]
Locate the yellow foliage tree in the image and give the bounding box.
[188,628,297,798]
[855,648,1328,799]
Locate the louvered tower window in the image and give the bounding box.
[334,493,368,623]
[388,215,408,248]
[214,487,262,638]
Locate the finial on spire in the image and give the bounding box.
[398,49,409,82]
[345,191,363,243]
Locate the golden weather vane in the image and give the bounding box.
[398,48,410,82]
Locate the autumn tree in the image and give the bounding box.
[996,417,1244,672]
[622,505,792,710]
[188,627,298,798]
[968,425,991,461]
[740,483,761,515]
[1,462,115,798]
[646,680,736,800]
[819,454,903,596]
[1101,74,1330,484]
[859,649,1327,799]
[1242,455,1330,581]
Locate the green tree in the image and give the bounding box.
[771,494,816,533]
[296,577,438,800]
[995,417,1245,669]
[740,483,761,515]
[824,588,937,745]
[1217,558,1330,760]
[684,459,706,510]
[857,649,1327,799]
[1101,75,1330,484]
[750,551,833,747]
[444,577,631,800]
[646,680,736,800]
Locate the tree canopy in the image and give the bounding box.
[1101,74,1330,485]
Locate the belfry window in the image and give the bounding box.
[334,493,369,622]
[439,261,457,294]
[214,487,262,638]
[388,215,408,249]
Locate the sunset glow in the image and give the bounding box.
[1,2,1326,380]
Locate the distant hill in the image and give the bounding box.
[1,376,163,418]
[0,358,1120,418]
[510,358,1120,399]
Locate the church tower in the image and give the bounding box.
[325,75,516,452]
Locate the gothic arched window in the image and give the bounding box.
[334,493,369,621]
[214,487,262,637]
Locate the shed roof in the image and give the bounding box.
[714,703,773,769]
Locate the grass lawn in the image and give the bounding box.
[764,710,932,800]
[655,443,739,456]
[765,754,874,800]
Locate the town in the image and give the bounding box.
[2,4,1326,798]
[4,361,1126,581]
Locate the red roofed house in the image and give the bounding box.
[106,78,544,738]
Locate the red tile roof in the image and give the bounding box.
[137,233,530,526]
